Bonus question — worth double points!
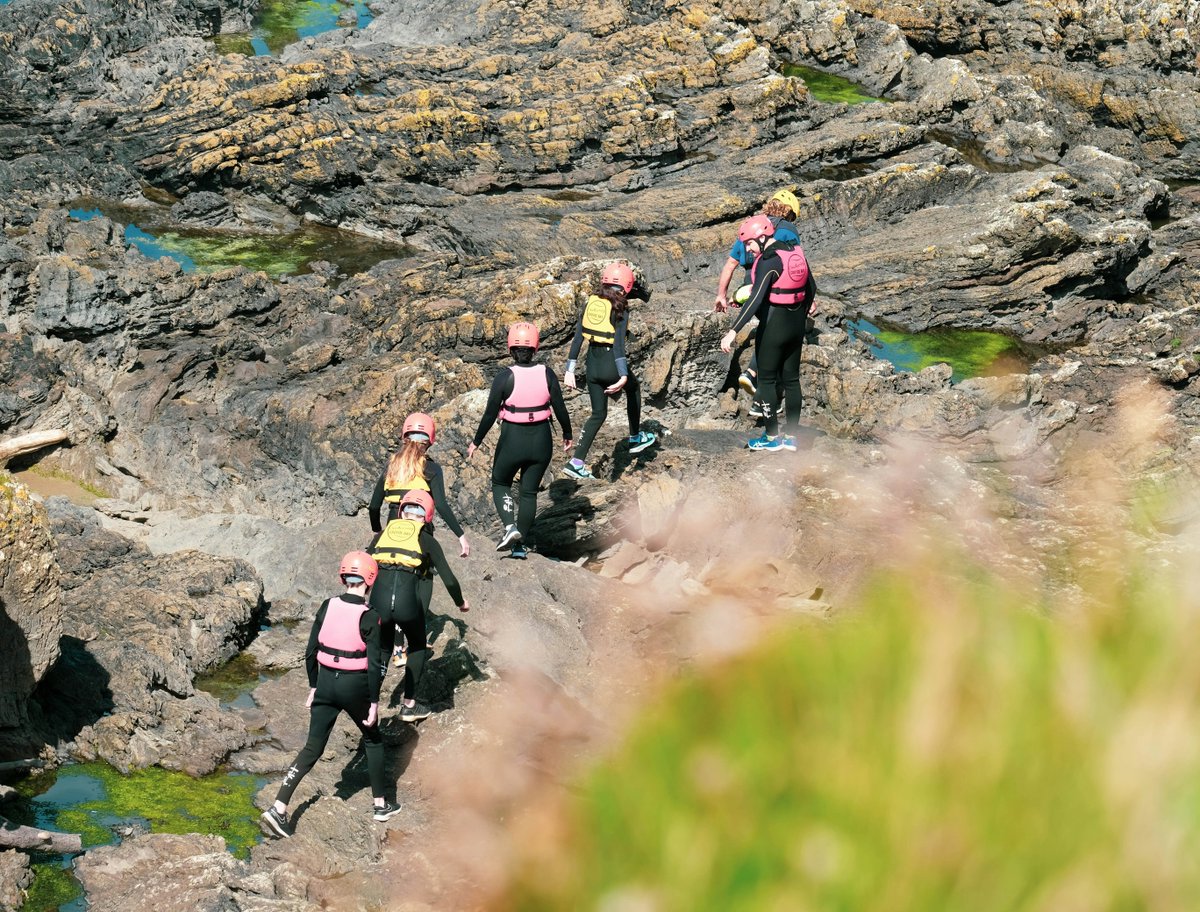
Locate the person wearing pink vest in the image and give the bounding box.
[720,215,817,452]
[259,551,401,838]
[467,322,573,557]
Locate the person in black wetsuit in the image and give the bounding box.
[368,411,468,668]
[467,321,572,558]
[720,214,817,452]
[367,489,469,721]
[259,551,400,838]
[561,262,657,481]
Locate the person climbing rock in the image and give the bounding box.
[259,551,400,838]
[719,213,816,452]
[713,190,802,408]
[562,262,657,481]
[368,411,468,667]
[467,321,572,559]
[367,490,469,721]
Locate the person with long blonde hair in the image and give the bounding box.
[368,412,468,664]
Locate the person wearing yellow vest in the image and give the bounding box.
[260,551,400,838]
[562,262,657,481]
[368,412,469,667]
[367,490,469,721]
[467,322,573,558]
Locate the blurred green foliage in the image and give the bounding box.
[502,549,1200,910]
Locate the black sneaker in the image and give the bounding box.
[496,524,522,551]
[372,800,403,822]
[510,544,529,560]
[260,806,291,839]
[400,701,432,722]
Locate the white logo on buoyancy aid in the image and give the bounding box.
[372,517,425,568]
[582,295,616,344]
[316,596,369,670]
[751,245,810,307]
[499,365,553,423]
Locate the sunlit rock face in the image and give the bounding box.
[0,474,61,745]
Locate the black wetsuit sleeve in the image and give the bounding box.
[613,311,630,378]
[426,461,464,538]
[359,608,384,703]
[304,599,331,687]
[546,368,573,440]
[423,531,465,607]
[567,310,586,365]
[473,369,514,446]
[368,473,386,533]
[731,253,781,333]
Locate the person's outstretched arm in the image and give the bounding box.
[424,531,467,610]
[367,474,386,533]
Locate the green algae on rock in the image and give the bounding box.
[194,652,285,708]
[12,762,264,860]
[850,318,1032,382]
[780,63,885,105]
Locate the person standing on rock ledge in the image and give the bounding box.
[260,551,401,839]
[562,262,658,481]
[367,489,470,721]
[368,412,469,668]
[467,322,573,559]
[720,214,816,453]
[713,190,802,413]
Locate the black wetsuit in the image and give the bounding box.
[731,240,816,437]
[276,593,385,804]
[367,527,464,700]
[367,459,465,538]
[566,303,642,462]
[368,459,465,628]
[472,363,572,540]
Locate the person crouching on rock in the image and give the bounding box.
[467,321,572,559]
[259,551,399,839]
[562,262,657,481]
[368,411,469,668]
[719,214,816,453]
[367,489,469,722]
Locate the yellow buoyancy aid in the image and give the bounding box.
[383,470,431,503]
[371,517,425,569]
[581,294,616,345]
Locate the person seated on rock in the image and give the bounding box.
[719,214,817,453]
[367,490,469,720]
[260,551,400,839]
[713,190,802,411]
[467,322,572,559]
[368,411,469,667]
[561,262,657,482]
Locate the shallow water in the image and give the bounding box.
[69,203,411,277]
[848,318,1032,382]
[212,0,373,56]
[11,763,265,911]
[780,63,885,105]
[195,652,287,710]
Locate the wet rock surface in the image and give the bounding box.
[1,0,1200,904]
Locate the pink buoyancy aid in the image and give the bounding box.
[751,245,811,307]
[316,597,369,670]
[499,365,553,423]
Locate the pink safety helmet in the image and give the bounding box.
[507,321,540,350]
[402,411,436,446]
[339,550,379,587]
[399,489,436,524]
[600,262,636,293]
[736,214,776,244]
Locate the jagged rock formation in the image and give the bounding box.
[0,473,61,759]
